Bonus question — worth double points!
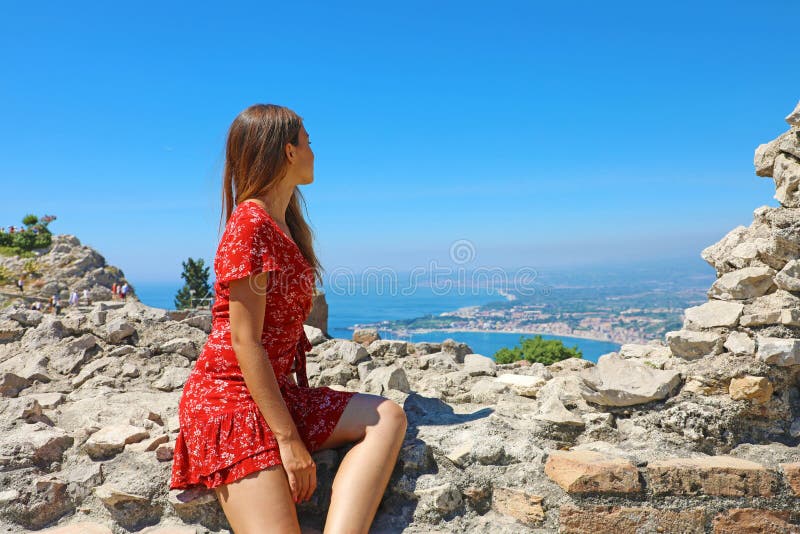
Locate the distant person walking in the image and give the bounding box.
[69,290,79,307]
[121,282,129,301]
[17,279,23,293]
[50,294,61,315]
[82,288,91,305]
[111,283,117,300]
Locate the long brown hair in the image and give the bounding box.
[220,103,323,287]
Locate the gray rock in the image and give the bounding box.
[723,331,756,356]
[468,378,512,403]
[8,308,43,327]
[316,362,357,387]
[683,300,744,330]
[367,339,410,359]
[785,101,800,126]
[756,335,800,366]
[415,483,462,514]
[773,153,800,207]
[95,484,160,530]
[23,392,65,409]
[363,365,410,394]
[463,353,497,376]
[533,395,584,426]
[419,352,459,372]
[778,126,800,159]
[83,424,149,460]
[72,357,115,388]
[159,337,197,359]
[707,266,777,300]
[441,338,473,363]
[340,340,371,364]
[181,313,212,333]
[0,422,73,470]
[106,318,136,344]
[666,329,725,359]
[303,324,327,345]
[168,488,228,531]
[321,340,370,365]
[121,362,140,378]
[414,341,442,355]
[775,259,800,291]
[152,366,191,391]
[357,359,377,381]
[51,333,98,374]
[579,352,682,406]
[494,373,547,397]
[754,137,782,177]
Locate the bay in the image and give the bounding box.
[136,279,618,364]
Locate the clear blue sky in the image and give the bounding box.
[1,1,798,284]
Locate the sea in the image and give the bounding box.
[134,280,621,363]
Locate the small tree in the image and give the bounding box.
[174,258,212,310]
[494,334,583,365]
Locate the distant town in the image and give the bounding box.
[350,260,715,345]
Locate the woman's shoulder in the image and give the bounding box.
[213,202,284,283]
[220,202,275,243]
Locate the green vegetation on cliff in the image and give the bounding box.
[494,334,583,365]
[0,214,56,257]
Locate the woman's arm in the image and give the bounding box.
[229,270,317,502]
[229,271,299,442]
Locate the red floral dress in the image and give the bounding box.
[170,200,358,490]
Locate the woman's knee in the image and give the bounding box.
[376,399,408,436]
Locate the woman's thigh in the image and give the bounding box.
[317,392,406,450]
[213,464,300,534]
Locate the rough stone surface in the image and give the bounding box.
[3,103,800,533]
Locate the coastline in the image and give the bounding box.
[373,326,619,345]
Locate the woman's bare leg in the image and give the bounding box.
[214,463,301,534]
[317,393,408,534]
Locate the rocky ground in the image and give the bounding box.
[1,101,800,533]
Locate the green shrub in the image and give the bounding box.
[22,260,38,276]
[0,213,54,254]
[0,265,13,285]
[494,334,583,365]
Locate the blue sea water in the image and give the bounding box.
[134,280,620,364]
[379,329,619,364]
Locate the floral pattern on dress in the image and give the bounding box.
[170,200,358,490]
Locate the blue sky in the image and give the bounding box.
[1,1,798,285]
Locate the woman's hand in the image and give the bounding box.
[277,436,317,503]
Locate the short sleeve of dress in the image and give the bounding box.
[215,206,281,285]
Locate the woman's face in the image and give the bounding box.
[288,123,314,185]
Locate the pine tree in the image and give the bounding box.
[174,258,212,310]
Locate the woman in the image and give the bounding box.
[170,104,408,534]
